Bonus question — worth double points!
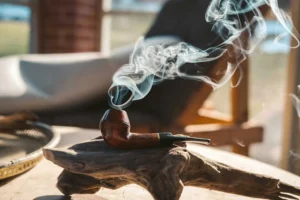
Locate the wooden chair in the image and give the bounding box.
[170,44,261,156]
[126,1,269,155]
[38,1,270,156]
[128,37,262,156]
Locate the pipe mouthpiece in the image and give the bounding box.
[186,137,211,145]
[159,133,210,146]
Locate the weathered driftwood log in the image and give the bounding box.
[43,138,300,200]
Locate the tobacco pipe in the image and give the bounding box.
[99,109,210,149]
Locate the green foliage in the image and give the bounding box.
[0,21,29,57]
[110,14,154,49]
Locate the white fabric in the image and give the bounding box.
[0,36,181,113]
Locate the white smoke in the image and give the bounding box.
[109,0,300,110]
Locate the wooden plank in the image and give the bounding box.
[230,30,250,155]
[231,59,249,124]
[184,123,263,146]
[229,5,269,155]
[186,109,232,124]
[281,0,300,173]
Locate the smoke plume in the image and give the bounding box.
[109,0,299,110]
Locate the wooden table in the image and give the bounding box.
[1,126,300,200]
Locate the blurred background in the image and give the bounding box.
[0,0,298,171]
